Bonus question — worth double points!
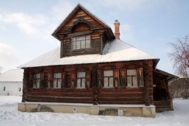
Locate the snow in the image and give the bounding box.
[0,69,23,82]
[19,39,159,68]
[0,96,189,126]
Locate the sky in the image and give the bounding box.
[0,0,189,75]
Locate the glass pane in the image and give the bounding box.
[82,79,85,88]
[53,79,57,88]
[35,73,40,79]
[133,76,138,87]
[86,40,90,48]
[81,40,85,49]
[77,79,80,88]
[58,79,61,88]
[104,70,113,77]
[127,69,137,75]
[37,80,40,88]
[48,81,51,88]
[76,42,80,49]
[104,78,108,88]
[77,72,85,78]
[72,42,76,49]
[54,73,61,78]
[109,77,113,87]
[33,81,37,88]
[127,77,132,87]
[86,35,90,39]
[72,37,76,41]
[77,36,85,41]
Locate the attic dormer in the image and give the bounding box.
[52,4,115,58]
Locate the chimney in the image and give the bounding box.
[114,20,120,39]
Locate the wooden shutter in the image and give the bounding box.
[137,68,144,87]
[47,72,53,88]
[97,70,102,87]
[120,69,126,87]
[114,69,119,88]
[61,72,65,88]
[86,71,91,89]
[29,73,33,88]
[71,72,76,88]
[40,73,44,88]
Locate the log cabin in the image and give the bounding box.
[18,4,177,117]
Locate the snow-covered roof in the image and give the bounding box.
[19,39,159,68]
[0,69,23,82]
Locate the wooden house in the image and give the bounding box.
[18,4,177,116]
[0,69,23,96]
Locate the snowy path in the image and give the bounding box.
[0,96,188,126]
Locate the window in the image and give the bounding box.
[127,69,138,87]
[104,70,114,88]
[77,72,86,88]
[33,73,40,88]
[72,35,91,50]
[53,73,61,89]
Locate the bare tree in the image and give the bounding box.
[169,35,189,78]
[169,35,189,98]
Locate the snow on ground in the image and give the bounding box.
[0,96,189,126]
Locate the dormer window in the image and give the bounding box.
[72,35,91,50]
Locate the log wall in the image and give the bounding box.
[23,60,154,105]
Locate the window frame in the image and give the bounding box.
[103,70,114,88]
[53,73,62,89]
[33,73,40,89]
[126,69,138,88]
[71,35,91,50]
[77,72,86,89]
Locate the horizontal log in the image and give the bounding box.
[27,95,93,103]
[98,97,144,101]
[98,101,144,104]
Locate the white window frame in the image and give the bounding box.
[103,70,114,88]
[127,69,138,88]
[33,73,40,88]
[53,73,62,89]
[77,72,86,89]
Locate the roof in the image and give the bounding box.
[19,39,159,68]
[52,3,113,39]
[154,69,178,81]
[0,69,23,82]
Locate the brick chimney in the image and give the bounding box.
[114,20,120,39]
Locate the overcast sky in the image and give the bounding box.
[0,0,189,75]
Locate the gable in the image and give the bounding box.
[59,9,104,33]
[52,4,114,40]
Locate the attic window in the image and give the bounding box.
[72,35,91,50]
